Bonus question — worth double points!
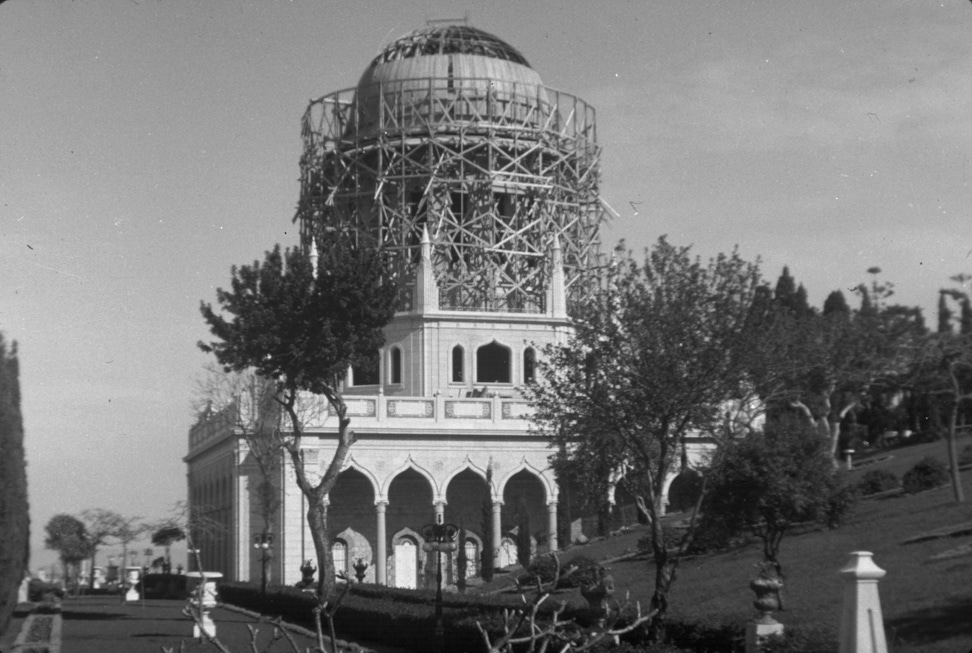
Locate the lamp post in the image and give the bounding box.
[253,532,273,602]
[422,521,458,653]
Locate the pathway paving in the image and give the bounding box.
[55,596,341,653]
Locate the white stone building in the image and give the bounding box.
[185,24,706,590]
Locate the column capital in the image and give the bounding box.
[374,499,388,511]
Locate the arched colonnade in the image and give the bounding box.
[324,455,559,587]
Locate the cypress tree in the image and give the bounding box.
[960,297,972,335]
[0,334,28,635]
[823,290,850,318]
[479,466,494,583]
[515,498,532,568]
[774,266,796,308]
[937,292,952,333]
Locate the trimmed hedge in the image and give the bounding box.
[856,469,898,495]
[523,554,603,590]
[219,582,512,652]
[0,334,29,636]
[142,573,188,599]
[902,457,949,494]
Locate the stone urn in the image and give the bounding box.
[580,569,615,625]
[750,576,783,618]
[296,560,316,592]
[352,558,369,583]
[746,565,784,653]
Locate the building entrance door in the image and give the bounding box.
[394,538,417,589]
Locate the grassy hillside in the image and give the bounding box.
[484,439,972,652]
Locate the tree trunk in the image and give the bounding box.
[946,402,966,503]
[306,488,334,597]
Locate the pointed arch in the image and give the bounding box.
[497,459,557,503]
[381,456,439,499]
[338,456,383,502]
[441,457,489,493]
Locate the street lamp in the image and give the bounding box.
[421,521,458,653]
[253,532,273,602]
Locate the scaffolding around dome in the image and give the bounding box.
[296,32,607,313]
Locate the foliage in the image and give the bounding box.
[901,456,950,494]
[759,624,837,653]
[80,508,127,590]
[151,525,186,547]
[141,573,189,599]
[480,465,495,583]
[26,579,64,603]
[959,444,972,467]
[856,468,899,495]
[756,268,925,464]
[199,241,397,595]
[524,554,603,590]
[699,418,856,579]
[530,237,767,631]
[514,498,532,569]
[0,333,28,635]
[456,520,468,593]
[44,514,93,588]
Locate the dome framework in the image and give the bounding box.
[296,26,606,312]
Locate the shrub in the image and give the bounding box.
[856,469,899,495]
[559,555,603,589]
[219,581,581,652]
[760,623,837,653]
[27,580,64,603]
[959,444,972,467]
[141,573,188,599]
[902,456,949,494]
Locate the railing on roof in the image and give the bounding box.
[301,78,597,155]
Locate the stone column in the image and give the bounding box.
[375,501,388,585]
[491,501,502,566]
[547,501,558,552]
[839,551,888,653]
[434,501,445,524]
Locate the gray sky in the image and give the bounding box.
[2,0,970,570]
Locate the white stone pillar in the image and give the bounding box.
[839,551,888,653]
[491,501,502,566]
[547,501,558,552]
[434,500,445,524]
[375,501,387,585]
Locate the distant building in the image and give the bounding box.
[186,24,703,588]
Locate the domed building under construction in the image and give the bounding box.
[186,24,697,588]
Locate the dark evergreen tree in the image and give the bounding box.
[479,465,495,583]
[774,266,796,307]
[0,334,28,635]
[793,284,811,317]
[44,515,92,591]
[455,520,467,592]
[960,297,972,335]
[938,292,953,334]
[515,498,532,569]
[822,290,850,318]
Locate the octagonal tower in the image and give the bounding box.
[296,24,605,314]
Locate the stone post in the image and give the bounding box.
[375,501,388,585]
[839,551,888,653]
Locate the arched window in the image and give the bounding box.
[332,539,348,579]
[451,346,464,383]
[463,538,479,579]
[477,341,511,384]
[389,346,402,385]
[351,350,379,386]
[523,347,536,384]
